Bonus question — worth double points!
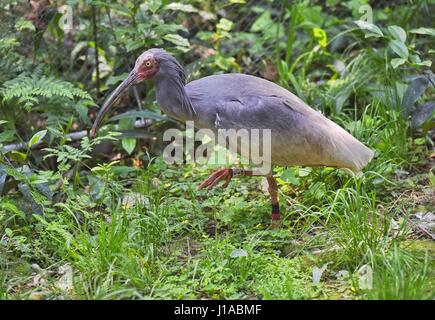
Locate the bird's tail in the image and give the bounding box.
[325,120,375,173]
[346,139,375,173]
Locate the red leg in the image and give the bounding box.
[198,168,232,190]
[198,168,252,190]
[267,176,281,224]
[199,170,281,227]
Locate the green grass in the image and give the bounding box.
[1,1,434,300]
[1,99,433,299]
[366,244,433,300]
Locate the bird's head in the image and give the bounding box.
[90,48,183,138]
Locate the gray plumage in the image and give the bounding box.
[150,49,374,172]
[91,48,374,173]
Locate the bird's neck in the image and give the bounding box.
[154,71,196,122]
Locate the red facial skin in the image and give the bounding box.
[89,54,159,138]
[134,54,159,82]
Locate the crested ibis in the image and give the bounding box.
[90,48,374,223]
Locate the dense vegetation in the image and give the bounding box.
[0,0,434,299]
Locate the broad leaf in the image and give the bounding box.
[216,18,233,32]
[402,76,430,114]
[409,27,435,37]
[163,34,190,52]
[29,130,47,148]
[230,249,248,258]
[312,263,329,284]
[358,264,373,290]
[388,25,406,42]
[164,3,198,13]
[250,10,273,32]
[415,60,432,67]
[6,151,27,163]
[391,58,406,69]
[119,118,136,155]
[354,20,383,38]
[411,101,435,129]
[0,130,15,143]
[141,0,161,14]
[313,27,328,48]
[111,166,140,176]
[389,40,408,59]
[122,138,136,155]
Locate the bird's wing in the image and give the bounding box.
[186,73,317,124]
[186,74,374,171]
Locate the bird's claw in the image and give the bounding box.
[198,168,233,190]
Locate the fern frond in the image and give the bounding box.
[0,38,28,83]
[1,73,93,110]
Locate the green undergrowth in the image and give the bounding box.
[1,102,433,299]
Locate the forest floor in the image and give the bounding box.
[1,143,434,300]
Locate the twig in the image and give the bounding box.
[416,225,435,241]
[1,119,148,153]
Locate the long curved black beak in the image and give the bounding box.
[90,70,138,138]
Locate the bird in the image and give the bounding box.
[90,48,374,224]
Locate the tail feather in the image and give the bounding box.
[342,137,375,172]
[325,120,375,172]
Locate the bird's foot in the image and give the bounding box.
[198,168,233,190]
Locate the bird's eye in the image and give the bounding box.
[145,61,152,67]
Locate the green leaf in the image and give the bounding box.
[0,130,15,143]
[415,60,432,67]
[125,39,144,53]
[164,3,198,13]
[230,249,248,258]
[411,101,435,129]
[6,151,27,163]
[249,10,283,39]
[409,27,435,37]
[111,166,140,176]
[428,171,435,187]
[391,58,406,69]
[354,20,384,38]
[409,54,421,64]
[29,130,47,148]
[122,138,136,155]
[389,40,409,59]
[216,18,233,32]
[313,27,327,48]
[106,73,129,86]
[142,0,161,14]
[251,10,273,32]
[280,169,300,186]
[388,25,406,42]
[163,34,190,50]
[5,228,13,237]
[14,18,35,32]
[402,76,430,114]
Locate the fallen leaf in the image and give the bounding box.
[55,264,74,293]
[312,263,329,284]
[230,249,248,258]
